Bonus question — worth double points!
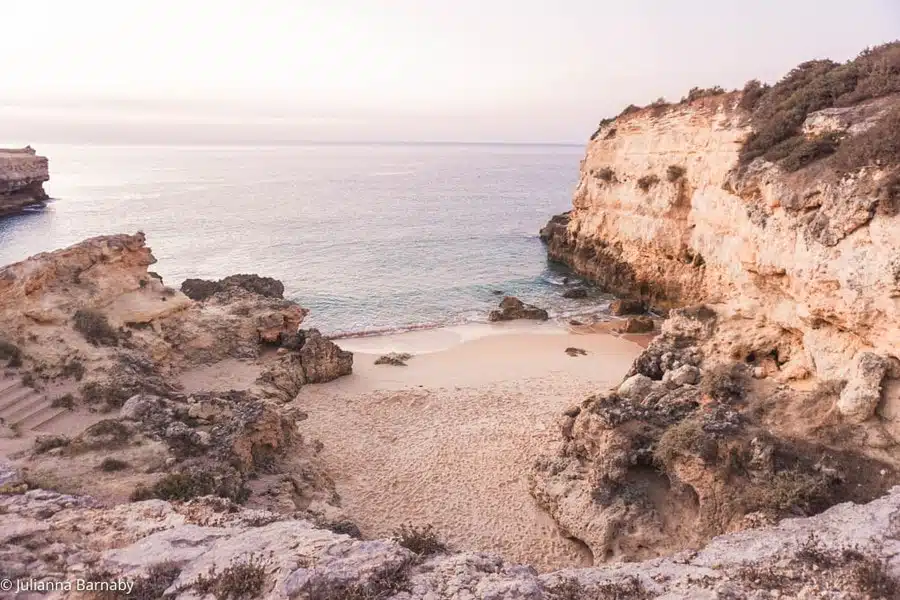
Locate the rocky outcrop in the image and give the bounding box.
[535,46,900,573]
[181,274,286,301]
[0,234,352,511]
[2,469,899,599]
[0,147,50,215]
[488,296,549,322]
[541,92,899,387]
[531,307,900,565]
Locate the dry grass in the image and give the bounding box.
[0,339,22,367]
[73,309,119,346]
[739,42,900,172]
[391,524,448,557]
[666,165,686,182]
[637,174,660,192]
[193,556,268,600]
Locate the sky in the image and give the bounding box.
[1,0,898,144]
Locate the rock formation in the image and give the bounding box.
[489,296,549,322]
[0,147,50,215]
[2,461,899,599]
[532,42,900,578]
[0,233,352,513]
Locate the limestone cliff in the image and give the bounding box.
[0,146,50,215]
[542,51,900,405]
[533,43,900,568]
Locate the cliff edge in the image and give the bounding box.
[0,146,50,215]
[533,42,900,569]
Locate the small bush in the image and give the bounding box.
[73,309,118,346]
[51,394,75,409]
[547,575,651,600]
[753,469,831,514]
[666,165,686,182]
[0,339,23,367]
[131,471,248,503]
[33,435,70,454]
[654,418,719,466]
[636,174,660,192]
[61,360,86,381]
[739,79,770,111]
[296,560,412,600]
[775,133,841,172]
[619,104,642,117]
[80,381,131,409]
[98,457,130,472]
[21,372,37,388]
[124,562,181,600]
[682,86,726,103]
[391,524,448,557]
[594,167,616,183]
[832,105,900,173]
[701,363,749,403]
[193,556,267,600]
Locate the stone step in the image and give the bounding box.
[17,406,68,431]
[0,388,39,416]
[31,408,73,432]
[1,394,48,423]
[0,379,21,396]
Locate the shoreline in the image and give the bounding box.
[296,325,648,570]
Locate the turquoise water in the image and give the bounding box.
[0,143,612,335]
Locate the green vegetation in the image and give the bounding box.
[73,309,119,346]
[0,339,23,367]
[666,165,686,182]
[739,42,900,172]
[130,471,249,503]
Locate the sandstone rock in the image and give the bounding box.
[0,147,50,215]
[3,483,900,599]
[837,352,892,423]
[609,299,646,316]
[297,329,353,383]
[617,373,655,400]
[622,316,654,333]
[662,364,701,388]
[562,287,588,299]
[488,296,549,322]
[181,274,285,302]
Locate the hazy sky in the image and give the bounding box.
[1,1,898,143]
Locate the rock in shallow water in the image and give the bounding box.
[488,296,549,322]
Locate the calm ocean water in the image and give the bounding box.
[0,143,613,335]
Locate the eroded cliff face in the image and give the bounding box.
[543,92,900,394]
[0,234,352,514]
[0,147,50,215]
[536,79,900,568]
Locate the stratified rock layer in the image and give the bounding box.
[0,146,50,215]
[542,92,900,409]
[1,474,898,599]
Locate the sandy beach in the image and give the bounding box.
[295,322,645,571]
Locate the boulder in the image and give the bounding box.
[180,274,285,302]
[837,352,892,423]
[621,316,654,333]
[617,374,655,400]
[662,364,701,388]
[489,297,549,322]
[610,299,646,316]
[562,287,588,299]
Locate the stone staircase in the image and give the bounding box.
[0,376,69,433]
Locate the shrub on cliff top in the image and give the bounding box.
[739,41,900,170]
[130,471,249,503]
[636,174,660,192]
[681,86,726,104]
[666,165,686,182]
[73,309,118,346]
[0,339,22,367]
[193,556,268,600]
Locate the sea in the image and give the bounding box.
[0,143,615,337]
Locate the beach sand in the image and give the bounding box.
[295,322,645,571]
